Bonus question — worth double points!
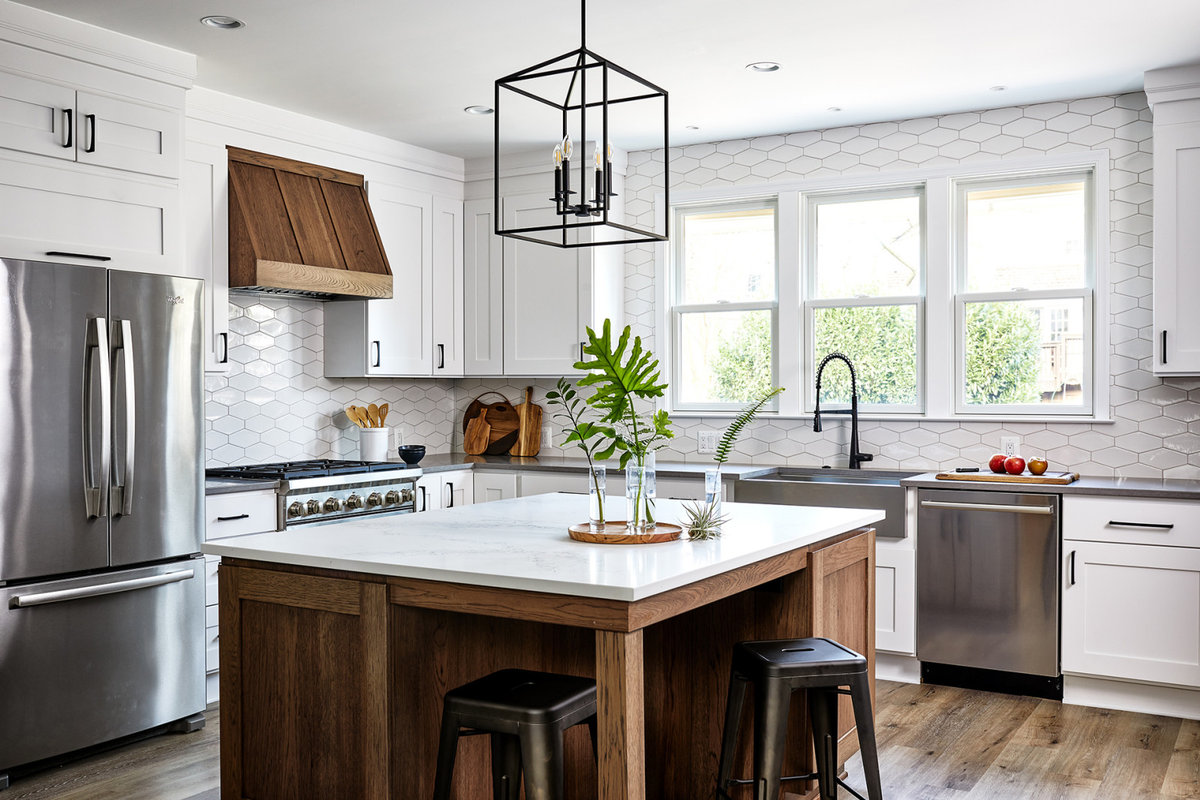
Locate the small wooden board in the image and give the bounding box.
[568,521,683,544]
[509,386,542,457]
[935,471,1080,485]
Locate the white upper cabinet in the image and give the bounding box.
[182,140,230,372]
[463,198,504,375]
[1146,63,1200,375]
[0,70,76,161]
[324,186,464,377]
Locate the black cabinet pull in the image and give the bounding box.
[579,341,586,362]
[62,108,73,148]
[1162,330,1167,364]
[437,343,445,369]
[1069,550,1076,586]
[216,514,250,522]
[371,340,381,368]
[218,332,229,364]
[84,114,96,153]
[1108,520,1174,530]
[446,483,454,508]
[46,251,111,262]
[419,485,427,512]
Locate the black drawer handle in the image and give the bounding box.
[46,251,112,262]
[1162,330,1167,364]
[216,514,251,522]
[1107,520,1174,530]
[1069,550,1076,586]
[84,113,96,153]
[62,108,73,148]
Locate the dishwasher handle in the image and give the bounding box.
[920,500,1054,515]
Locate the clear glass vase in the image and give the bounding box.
[625,453,657,532]
[588,466,607,530]
[704,466,723,517]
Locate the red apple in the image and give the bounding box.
[988,454,1008,474]
[1004,456,1026,475]
[1028,457,1049,476]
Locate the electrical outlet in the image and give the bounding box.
[393,428,404,449]
[697,430,719,454]
[542,425,553,448]
[1000,436,1020,457]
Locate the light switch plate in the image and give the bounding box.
[697,430,719,454]
[542,425,553,448]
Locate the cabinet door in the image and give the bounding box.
[1153,121,1200,375]
[431,195,464,376]
[0,70,75,161]
[875,545,916,655]
[441,471,474,509]
[1062,540,1200,687]
[75,91,180,179]
[474,471,519,503]
[415,474,442,512]
[366,184,433,375]
[518,471,589,497]
[463,198,503,375]
[183,141,230,372]
[502,192,589,376]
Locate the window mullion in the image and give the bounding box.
[926,176,953,417]
[777,191,803,416]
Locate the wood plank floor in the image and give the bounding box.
[5,683,1197,799]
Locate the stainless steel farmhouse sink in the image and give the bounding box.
[735,467,921,539]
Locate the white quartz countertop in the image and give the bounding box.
[203,493,883,602]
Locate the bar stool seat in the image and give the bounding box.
[716,638,884,800]
[433,668,597,800]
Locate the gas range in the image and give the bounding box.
[206,459,421,529]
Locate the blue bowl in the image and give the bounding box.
[397,445,425,465]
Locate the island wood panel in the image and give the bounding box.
[219,564,391,800]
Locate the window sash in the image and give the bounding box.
[670,307,780,412]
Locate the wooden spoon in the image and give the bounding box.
[346,405,365,428]
[367,403,381,428]
[378,403,389,427]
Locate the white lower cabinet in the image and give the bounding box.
[875,542,916,655]
[1062,495,1200,690]
[474,471,520,503]
[204,489,277,704]
[415,470,474,512]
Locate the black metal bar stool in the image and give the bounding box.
[715,638,884,800]
[432,668,598,800]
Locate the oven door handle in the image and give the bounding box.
[920,500,1054,515]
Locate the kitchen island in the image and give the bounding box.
[205,493,880,800]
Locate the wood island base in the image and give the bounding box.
[218,527,875,800]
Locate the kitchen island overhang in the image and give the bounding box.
[207,493,882,800]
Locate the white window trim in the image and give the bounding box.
[653,149,1111,421]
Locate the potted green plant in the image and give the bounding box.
[546,377,616,528]
[574,320,674,531]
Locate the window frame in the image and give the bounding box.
[668,198,781,412]
[801,185,927,414]
[952,170,1096,416]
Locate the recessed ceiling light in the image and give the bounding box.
[200,15,243,29]
[827,106,842,113]
[990,85,1007,92]
[745,62,781,73]
[686,125,700,131]
[463,106,494,115]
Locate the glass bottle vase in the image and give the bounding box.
[588,466,607,530]
[625,453,657,532]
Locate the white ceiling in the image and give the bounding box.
[13,0,1200,160]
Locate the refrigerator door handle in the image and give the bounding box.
[11,569,194,608]
[83,316,111,519]
[111,319,136,517]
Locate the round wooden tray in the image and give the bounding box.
[568,521,683,545]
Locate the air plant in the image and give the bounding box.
[681,498,731,540]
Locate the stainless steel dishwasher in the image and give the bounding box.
[916,488,1061,698]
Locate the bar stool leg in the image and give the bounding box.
[808,687,838,800]
[519,724,565,800]
[752,678,792,800]
[432,710,461,800]
[490,733,523,800]
[715,671,749,797]
[849,677,884,800]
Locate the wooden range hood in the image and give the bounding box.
[227,146,392,299]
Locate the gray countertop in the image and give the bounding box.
[405,452,769,478]
[901,472,1200,500]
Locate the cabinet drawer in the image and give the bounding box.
[206,490,277,539]
[205,620,220,673]
[205,555,220,607]
[1064,496,1200,548]
[656,477,705,501]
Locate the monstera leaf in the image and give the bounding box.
[575,320,667,425]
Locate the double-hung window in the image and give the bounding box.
[955,172,1093,414]
[670,201,778,409]
[804,187,924,411]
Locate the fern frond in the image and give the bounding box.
[714,387,784,465]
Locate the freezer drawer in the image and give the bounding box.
[0,558,205,772]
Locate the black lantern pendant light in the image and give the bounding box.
[493,0,669,248]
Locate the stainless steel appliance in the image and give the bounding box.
[206,460,420,528]
[0,258,205,785]
[735,467,917,539]
[916,488,1061,697]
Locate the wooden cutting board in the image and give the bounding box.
[463,409,491,456]
[461,392,520,455]
[935,471,1080,485]
[509,386,542,457]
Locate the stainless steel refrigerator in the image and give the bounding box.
[0,258,205,785]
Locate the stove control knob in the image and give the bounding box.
[384,490,401,506]
[400,488,415,505]
[288,501,305,518]
[306,499,321,515]
[345,494,364,510]
[367,492,383,508]
[323,497,342,513]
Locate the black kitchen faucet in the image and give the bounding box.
[813,352,874,469]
